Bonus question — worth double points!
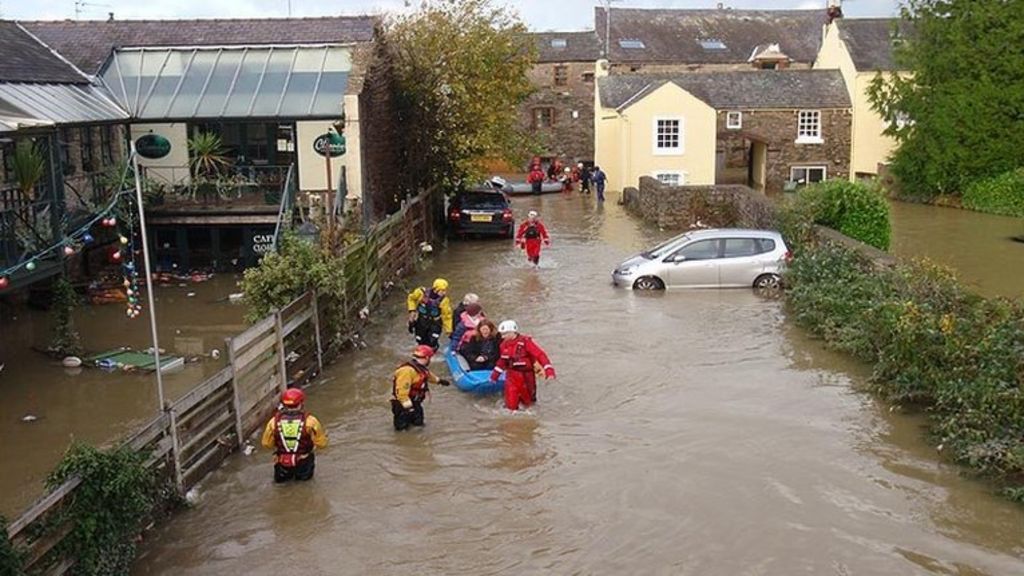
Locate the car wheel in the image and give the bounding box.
[633,276,665,291]
[753,273,782,290]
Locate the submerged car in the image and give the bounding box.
[612,228,790,290]
[447,188,514,238]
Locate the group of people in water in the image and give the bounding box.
[525,158,608,201]
[264,209,558,481]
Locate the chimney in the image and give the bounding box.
[717,2,724,8]
[107,12,115,21]
[826,0,843,24]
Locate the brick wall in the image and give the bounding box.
[521,61,595,166]
[714,108,851,194]
[622,176,777,230]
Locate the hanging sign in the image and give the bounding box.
[313,132,346,157]
[135,134,172,159]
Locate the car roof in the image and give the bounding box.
[685,228,783,239]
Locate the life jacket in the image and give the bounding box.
[523,223,541,240]
[393,361,430,402]
[416,289,444,320]
[273,411,314,467]
[507,336,535,372]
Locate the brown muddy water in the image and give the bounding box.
[131,195,1024,575]
[0,275,247,516]
[889,200,1024,300]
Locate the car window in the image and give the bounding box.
[722,238,759,258]
[643,233,691,259]
[757,238,776,253]
[460,192,507,209]
[674,239,719,261]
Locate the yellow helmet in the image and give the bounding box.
[432,278,449,291]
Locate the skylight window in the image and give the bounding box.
[699,38,727,50]
[550,38,567,48]
[618,39,646,49]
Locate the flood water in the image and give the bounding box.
[132,195,1024,575]
[0,275,247,517]
[889,201,1024,300]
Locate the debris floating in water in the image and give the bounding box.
[22,414,38,422]
[62,356,82,368]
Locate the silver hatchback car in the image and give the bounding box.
[612,228,790,290]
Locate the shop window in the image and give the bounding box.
[187,227,214,269]
[532,107,556,129]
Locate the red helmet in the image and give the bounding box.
[281,388,305,407]
[412,345,435,359]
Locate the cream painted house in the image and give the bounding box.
[595,69,852,194]
[814,18,910,179]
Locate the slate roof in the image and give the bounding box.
[836,18,910,71]
[598,69,851,110]
[595,7,825,64]
[531,31,602,63]
[20,16,377,75]
[0,21,88,83]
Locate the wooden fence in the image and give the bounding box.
[5,188,444,575]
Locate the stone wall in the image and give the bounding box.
[622,176,777,230]
[521,61,595,166]
[714,108,852,194]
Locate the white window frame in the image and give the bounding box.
[796,110,823,144]
[726,111,742,130]
[654,171,686,186]
[790,165,827,186]
[653,117,684,156]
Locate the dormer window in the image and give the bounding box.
[618,39,645,49]
[699,38,727,51]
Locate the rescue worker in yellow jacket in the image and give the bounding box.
[391,345,450,430]
[261,388,328,482]
[406,278,453,350]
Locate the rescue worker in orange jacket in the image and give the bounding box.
[261,388,328,483]
[391,345,451,430]
[406,278,454,350]
[515,211,550,266]
[489,320,556,411]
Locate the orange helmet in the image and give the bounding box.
[412,345,435,359]
[281,388,305,407]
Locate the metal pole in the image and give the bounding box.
[130,146,166,410]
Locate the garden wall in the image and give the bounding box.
[621,176,777,230]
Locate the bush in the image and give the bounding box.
[785,241,1024,498]
[788,180,891,250]
[47,444,157,575]
[962,169,1024,217]
[240,233,345,323]
[0,516,24,576]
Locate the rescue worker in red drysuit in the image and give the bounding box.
[515,210,550,265]
[391,345,451,430]
[261,388,328,483]
[489,320,556,410]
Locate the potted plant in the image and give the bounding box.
[187,132,230,202]
[12,139,46,203]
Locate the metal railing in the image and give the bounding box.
[272,164,297,251]
[141,165,291,207]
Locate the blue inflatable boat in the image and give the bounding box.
[444,346,504,394]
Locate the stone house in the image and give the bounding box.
[523,31,601,167]
[595,69,852,194]
[814,17,911,179]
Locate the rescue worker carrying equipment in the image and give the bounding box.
[406,278,453,349]
[489,320,556,411]
[261,388,328,483]
[515,211,551,266]
[391,345,451,430]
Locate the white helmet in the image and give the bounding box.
[498,320,519,334]
[527,210,538,218]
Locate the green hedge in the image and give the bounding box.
[786,243,1024,501]
[784,180,892,251]
[962,169,1024,217]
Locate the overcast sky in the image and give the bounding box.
[5,0,900,31]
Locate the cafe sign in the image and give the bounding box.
[313,132,346,157]
[134,133,172,159]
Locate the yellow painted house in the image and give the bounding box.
[814,18,910,179]
[595,68,852,194]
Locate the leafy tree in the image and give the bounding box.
[869,0,1024,198]
[384,0,536,192]
[50,274,82,356]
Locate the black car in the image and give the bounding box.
[447,188,514,238]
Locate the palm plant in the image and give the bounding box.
[187,132,230,201]
[12,139,46,202]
